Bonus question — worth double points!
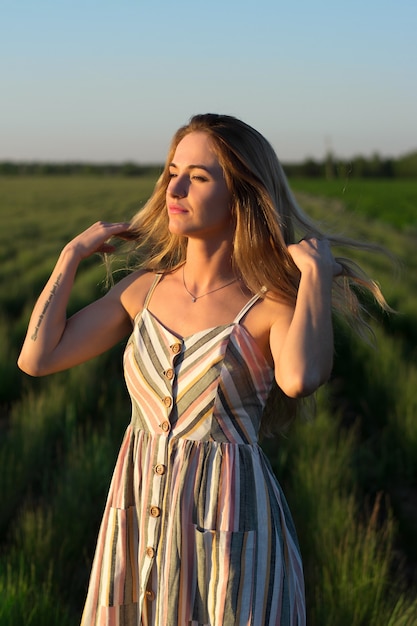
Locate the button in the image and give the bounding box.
[165,368,174,380]
[154,464,166,475]
[171,343,181,354]
[150,505,161,517]
[160,421,170,432]
[146,546,155,558]
[163,396,172,407]
[146,589,156,601]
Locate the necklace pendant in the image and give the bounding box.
[182,265,238,303]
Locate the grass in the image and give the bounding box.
[0,559,72,626]
[2,175,417,624]
[289,177,417,230]
[276,403,417,626]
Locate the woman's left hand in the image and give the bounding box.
[287,237,343,279]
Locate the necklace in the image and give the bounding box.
[182,265,238,302]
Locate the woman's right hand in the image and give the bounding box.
[64,221,133,260]
[18,220,137,376]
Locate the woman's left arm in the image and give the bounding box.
[270,238,342,398]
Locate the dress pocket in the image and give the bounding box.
[98,506,139,607]
[190,525,256,625]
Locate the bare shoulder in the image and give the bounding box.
[243,292,294,366]
[104,270,157,322]
[250,292,294,328]
[266,294,295,355]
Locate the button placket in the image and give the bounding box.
[142,432,168,597]
[159,344,180,434]
[145,589,156,602]
[170,342,182,355]
[160,420,171,433]
[163,396,172,408]
[164,368,174,380]
[141,338,181,600]
[154,463,166,476]
[146,546,155,559]
[150,505,161,518]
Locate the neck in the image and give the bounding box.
[183,239,235,288]
[182,264,238,302]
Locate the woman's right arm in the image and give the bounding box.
[17,221,135,376]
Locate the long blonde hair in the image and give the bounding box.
[125,113,391,435]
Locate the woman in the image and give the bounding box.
[18,114,388,625]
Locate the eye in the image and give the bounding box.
[168,171,177,179]
[191,175,208,182]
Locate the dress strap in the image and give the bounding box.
[143,273,163,310]
[234,287,267,324]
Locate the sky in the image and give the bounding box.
[1,0,416,164]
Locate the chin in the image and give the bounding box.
[168,223,189,237]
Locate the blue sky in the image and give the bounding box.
[1,0,416,163]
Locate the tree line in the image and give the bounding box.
[284,150,417,178]
[0,150,416,178]
[0,161,163,177]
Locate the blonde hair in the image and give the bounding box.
[125,113,391,435]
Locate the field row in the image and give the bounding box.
[1,176,416,624]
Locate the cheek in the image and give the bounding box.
[218,190,232,216]
[210,181,231,206]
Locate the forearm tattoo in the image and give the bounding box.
[31,273,63,341]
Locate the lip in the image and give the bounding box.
[168,203,188,214]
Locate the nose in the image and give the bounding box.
[168,175,188,198]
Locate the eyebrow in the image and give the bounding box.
[169,162,212,172]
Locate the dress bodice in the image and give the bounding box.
[123,294,274,444]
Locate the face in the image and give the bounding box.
[166,131,232,239]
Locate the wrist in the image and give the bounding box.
[59,243,84,266]
[299,259,333,283]
[299,263,333,300]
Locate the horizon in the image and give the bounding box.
[1,147,415,168]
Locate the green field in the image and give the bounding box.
[289,177,417,230]
[2,176,417,625]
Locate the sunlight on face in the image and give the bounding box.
[166,132,232,239]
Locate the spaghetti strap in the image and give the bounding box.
[143,273,163,310]
[234,287,267,324]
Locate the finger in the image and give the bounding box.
[114,229,138,241]
[113,221,132,230]
[96,243,117,254]
[104,222,135,240]
[102,221,132,233]
[296,237,325,253]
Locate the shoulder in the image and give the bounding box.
[104,270,159,322]
[265,290,294,326]
[257,292,294,344]
[254,291,294,325]
[244,290,294,333]
[263,293,295,357]
[243,292,294,366]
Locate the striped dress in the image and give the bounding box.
[80,275,305,626]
